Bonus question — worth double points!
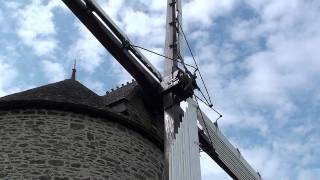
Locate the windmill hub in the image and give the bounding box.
[161,69,198,104]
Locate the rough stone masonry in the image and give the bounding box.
[0,109,164,180]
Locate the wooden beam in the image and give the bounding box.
[61,0,163,98]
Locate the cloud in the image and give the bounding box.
[83,78,106,95]
[0,58,19,97]
[14,0,60,56]
[67,23,105,73]
[181,0,320,179]
[67,0,127,75]
[121,7,166,71]
[68,0,166,81]
[183,0,236,28]
[228,0,320,118]
[297,169,320,180]
[239,128,320,179]
[41,60,66,82]
[123,9,159,37]
[200,153,231,180]
[241,146,287,179]
[187,0,320,128]
[0,11,4,33]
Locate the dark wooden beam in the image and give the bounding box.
[61,0,163,98]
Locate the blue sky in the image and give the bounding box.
[0,0,319,179]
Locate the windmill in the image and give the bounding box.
[61,0,262,179]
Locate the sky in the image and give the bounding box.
[0,0,319,179]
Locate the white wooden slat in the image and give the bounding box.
[169,98,201,180]
[199,118,251,179]
[188,99,201,180]
[197,109,261,180]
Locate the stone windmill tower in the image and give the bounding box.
[0,74,165,179]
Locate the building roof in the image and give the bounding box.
[0,79,104,108]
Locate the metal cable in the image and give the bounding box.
[194,96,215,150]
[178,22,214,106]
[197,88,212,108]
[131,44,197,70]
[194,94,222,120]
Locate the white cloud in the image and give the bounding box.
[14,0,60,56]
[123,10,155,37]
[68,23,105,73]
[0,58,18,97]
[241,146,288,179]
[200,153,231,180]
[180,0,320,179]
[47,0,68,10]
[149,0,167,12]
[41,60,66,82]
[68,0,166,82]
[99,0,124,20]
[110,57,132,84]
[83,79,105,95]
[0,11,4,33]
[188,0,320,127]
[228,0,320,118]
[297,169,320,180]
[183,0,236,28]
[122,7,166,71]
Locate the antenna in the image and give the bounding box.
[71,59,77,80]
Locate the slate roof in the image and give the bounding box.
[0,79,104,108]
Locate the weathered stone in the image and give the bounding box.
[101,156,119,164]
[35,143,51,148]
[39,176,51,180]
[25,120,34,125]
[54,177,68,180]
[47,140,57,144]
[0,109,163,179]
[87,132,94,141]
[48,160,64,166]
[31,171,41,175]
[86,145,95,149]
[133,173,145,180]
[0,112,8,116]
[37,110,46,114]
[70,163,81,168]
[36,121,45,125]
[119,147,131,154]
[73,136,83,141]
[29,160,46,164]
[0,172,8,178]
[96,159,105,165]
[22,110,35,114]
[48,111,59,115]
[69,123,85,130]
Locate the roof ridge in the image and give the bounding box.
[0,79,103,108]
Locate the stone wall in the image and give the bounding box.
[0,109,163,180]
